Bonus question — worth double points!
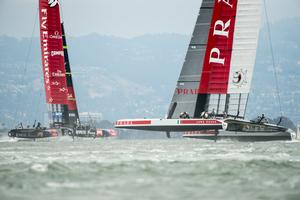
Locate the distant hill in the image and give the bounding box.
[0,18,299,128]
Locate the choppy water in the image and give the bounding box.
[0,136,300,200]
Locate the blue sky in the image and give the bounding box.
[0,0,299,38]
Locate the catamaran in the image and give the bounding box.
[8,0,117,139]
[115,0,295,141]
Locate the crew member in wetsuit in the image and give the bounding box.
[36,122,41,129]
[223,111,228,119]
[201,111,209,119]
[72,122,76,140]
[258,114,265,124]
[180,112,190,119]
[200,111,209,119]
[200,111,205,118]
[211,109,216,118]
[277,117,282,125]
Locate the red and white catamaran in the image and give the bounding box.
[115,0,295,141]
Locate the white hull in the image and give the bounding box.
[115,118,223,132]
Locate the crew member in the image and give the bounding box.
[211,109,216,118]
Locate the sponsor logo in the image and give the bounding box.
[52,70,65,77]
[232,69,247,88]
[51,50,64,57]
[48,0,59,8]
[40,9,50,87]
[49,31,62,39]
[177,88,200,95]
[218,0,233,8]
[51,81,60,86]
[208,0,234,66]
[59,87,67,92]
[200,0,237,93]
[40,9,47,29]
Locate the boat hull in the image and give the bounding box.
[115,118,223,132]
[8,128,59,139]
[183,130,294,141]
[70,128,118,138]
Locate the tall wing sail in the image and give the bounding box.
[39,0,69,127]
[168,0,261,119]
[61,23,80,125]
[168,0,215,118]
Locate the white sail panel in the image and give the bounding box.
[227,0,261,94]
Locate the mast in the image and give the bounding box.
[39,0,69,127]
[168,0,261,119]
[61,23,80,126]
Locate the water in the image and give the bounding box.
[0,137,300,200]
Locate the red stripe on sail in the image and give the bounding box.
[39,0,68,104]
[199,0,238,94]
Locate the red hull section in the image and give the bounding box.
[96,129,118,137]
[39,0,68,104]
[44,129,59,137]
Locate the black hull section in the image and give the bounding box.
[8,128,57,139]
[184,135,292,142]
[183,131,294,142]
[70,128,115,138]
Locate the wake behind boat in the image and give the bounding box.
[115,0,295,141]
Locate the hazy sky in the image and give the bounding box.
[0,0,300,38]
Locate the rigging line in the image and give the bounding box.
[263,0,283,117]
[13,7,39,126]
[33,87,44,125]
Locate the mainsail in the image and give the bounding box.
[168,0,261,119]
[61,23,80,126]
[39,0,69,127]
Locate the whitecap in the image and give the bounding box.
[30,163,48,172]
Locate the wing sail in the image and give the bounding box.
[39,0,69,126]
